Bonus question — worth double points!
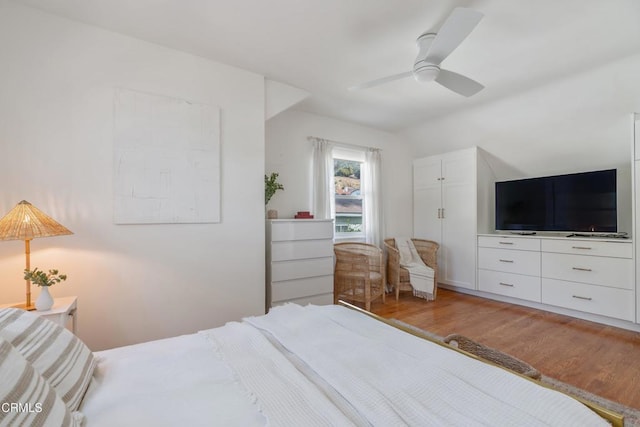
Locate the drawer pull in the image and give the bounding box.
[572,246,592,250]
[499,282,514,287]
[572,295,593,301]
[572,267,592,272]
[498,241,514,245]
[499,259,514,263]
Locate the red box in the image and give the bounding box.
[295,211,314,219]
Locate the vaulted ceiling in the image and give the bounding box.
[13,0,640,176]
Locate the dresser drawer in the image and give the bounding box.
[271,220,333,241]
[478,269,541,302]
[541,253,633,290]
[478,248,540,276]
[271,275,333,302]
[542,239,632,258]
[271,239,333,261]
[541,278,635,321]
[478,235,540,251]
[271,257,334,282]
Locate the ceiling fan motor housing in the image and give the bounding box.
[413,33,439,82]
[413,64,440,82]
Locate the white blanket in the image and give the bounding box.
[82,304,610,427]
[82,334,267,427]
[247,304,608,427]
[201,322,357,427]
[397,238,435,300]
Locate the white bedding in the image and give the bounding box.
[247,304,608,427]
[81,304,609,427]
[81,334,267,427]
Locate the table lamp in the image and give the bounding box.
[0,200,73,310]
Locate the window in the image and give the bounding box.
[311,137,381,245]
[334,156,364,238]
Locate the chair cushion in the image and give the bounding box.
[0,308,96,412]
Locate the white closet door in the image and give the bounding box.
[413,156,442,244]
[414,187,441,242]
[441,150,476,289]
[413,147,480,291]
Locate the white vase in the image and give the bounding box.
[35,287,54,311]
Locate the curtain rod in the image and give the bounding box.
[307,136,382,152]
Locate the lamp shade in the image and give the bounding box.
[0,200,73,241]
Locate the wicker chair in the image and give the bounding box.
[384,238,439,301]
[443,334,542,380]
[334,242,385,311]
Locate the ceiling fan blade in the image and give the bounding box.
[348,71,413,91]
[424,8,483,65]
[435,69,484,97]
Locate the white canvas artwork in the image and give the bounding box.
[113,89,221,224]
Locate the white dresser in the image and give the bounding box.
[477,234,634,322]
[477,235,542,303]
[540,239,634,321]
[266,219,334,310]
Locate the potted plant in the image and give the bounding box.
[265,172,284,218]
[24,268,67,311]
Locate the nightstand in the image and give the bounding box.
[1,296,78,334]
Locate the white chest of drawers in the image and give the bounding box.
[477,234,634,322]
[477,236,542,303]
[266,219,334,310]
[540,239,634,321]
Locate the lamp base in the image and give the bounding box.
[11,302,36,311]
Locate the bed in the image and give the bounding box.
[0,302,622,426]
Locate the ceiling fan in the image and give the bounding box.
[350,7,484,97]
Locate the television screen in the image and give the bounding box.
[495,169,617,232]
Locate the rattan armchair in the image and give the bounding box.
[334,242,385,311]
[384,238,439,301]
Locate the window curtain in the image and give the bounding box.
[363,148,383,247]
[311,138,334,220]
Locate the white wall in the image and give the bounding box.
[266,110,413,238]
[400,52,640,235]
[0,3,266,350]
[401,53,640,180]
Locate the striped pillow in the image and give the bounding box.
[0,336,79,427]
[0,308,96,412]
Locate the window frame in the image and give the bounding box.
[332,148,366,241]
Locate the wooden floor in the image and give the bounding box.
[369,288,640,410]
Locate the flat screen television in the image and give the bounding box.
[495,169,617,232]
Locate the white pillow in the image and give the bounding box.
[0,335,81,427]
[0,308,96,412]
